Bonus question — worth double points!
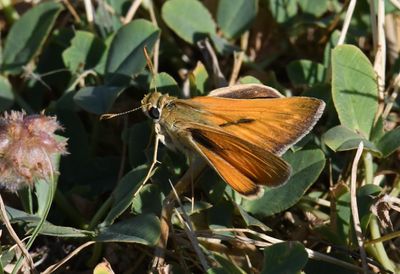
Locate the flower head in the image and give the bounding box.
[0,111,67,191]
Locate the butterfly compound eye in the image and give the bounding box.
[148,107,160,119]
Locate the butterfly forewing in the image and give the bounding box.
[176,96,324,155]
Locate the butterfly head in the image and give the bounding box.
[141,92,171,121]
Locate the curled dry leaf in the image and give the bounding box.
[370,193,400,231]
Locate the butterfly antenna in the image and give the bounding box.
[100,104,150,120]
[144,47,158,93]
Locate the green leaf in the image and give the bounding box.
[162,0,216,44]
[177,201,213,216]
[238,76,262,85]
[287,60,326,86]
[131,184,164,216]
[150,72,180,96]
[267,0,298,24]
[102,165,149,225]
[96,214,161,245]
[298,0,329,17]
[261,242,308,274]
[73,85,124,114]
[62,31,105,74]
[34,179,51,217]
[332,45,378,138]
[217,0,258,39]
[236,205,270,231]
[322,125,381,156]
[336,185,381,240]
[242,148,325,217]
[209,33,239,55]
[0,76,14,110]
[30,222,94,238]
[213,253,246,274]
[2,2,63,73]
[208,199,234,228]
[126,121,151,167]
[105,19,159,86]
[189,61,209,96]
[376,127,400,157]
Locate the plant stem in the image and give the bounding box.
[12,153,58,273]
[363,152,397,272]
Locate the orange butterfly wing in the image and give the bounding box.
[184,125,291,198]
[178,96,324,155]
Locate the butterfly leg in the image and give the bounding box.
[133,124,162,198]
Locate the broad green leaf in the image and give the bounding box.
[242,148,325,217]
[96,214,161,245]
[217,0,258,39]
[287,60,326,86]
[208,199,234,228]
[322,125,381,156]
[336,185,381,240]
[162,0,216,44]
[376,127,400,157]
[105,19,159,85]
[332,45,378,138]
[323,30,340,68]
[209,33,239,55]
[236,205,270,231]
[35,179,51,217]
[62,31,105,74]
[177,201,212,216]
[30,222,94,238]
[189,61,209,96]
[126,121,151,168]
[2,2,63,73]
[261,242,308,274]
[6,206,93,237]
[298,0,329,17]
[0,76,14,110]
[267,0,298,24]
[238,76,262,85]
[6,206,40,223]
[213,253,246,274]
[150,72,180,96]
[73,85,124,114]
[102,165,149,225]
[131,184,164,216]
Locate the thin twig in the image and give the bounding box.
[171,181,210,272]
[390,0,400,10]
[0,196,34,270]
[373,0,386,101]
[195,228,370,273]
[383,74,400,119]
[132,133,160,199]
[123,0,143,24]
[61,0,81,23]
[228,31,249,86]
[147,0,160,73]
[152,158,207,271]
[197,39,227,88]
[350,142,368,273]
[83,0,94,26]
[337,0,357,45]
[42,241,95,274]
[368,0,378,52]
